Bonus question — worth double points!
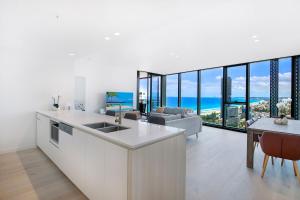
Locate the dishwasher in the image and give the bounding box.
[50,121,73,148]
[59,122,73,136]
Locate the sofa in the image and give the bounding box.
[148,107,202,138]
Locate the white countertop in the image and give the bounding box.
[37,110,185,149]
[248,118,300,136]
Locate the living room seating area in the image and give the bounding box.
[148,107,202,138]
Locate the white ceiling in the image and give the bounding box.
[1,0,300,74]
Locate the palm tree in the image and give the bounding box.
[107,92,118,103]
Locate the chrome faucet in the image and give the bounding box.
[115,104,122,124]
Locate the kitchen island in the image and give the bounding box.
[36,110,186,200]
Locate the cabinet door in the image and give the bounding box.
[85,134,128,200]
[68,129,87,193]
[36,114,50,153]
[58,130,72,173]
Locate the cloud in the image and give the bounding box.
[250,76,269,82]
[279,72,291,81]
[235,76,245,81]
[181,80,197,97]
[164,72,292,98]
[201,77,222,97]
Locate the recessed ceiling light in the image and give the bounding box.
[104,36,111,40]
[252,35,257,39]
[114,32,120,36]
[68,52,76,56]
[254,39,260,43]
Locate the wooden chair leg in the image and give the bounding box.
[261,154,269,178]
[281,159,285,167]
[271,157,274,165]
[293,161,300,182]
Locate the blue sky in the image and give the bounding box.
[181,72,197,97]
[142,57,292,99]
[166,57,292,98]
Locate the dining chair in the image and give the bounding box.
[105,110,116,116]
[246,118,279,165]
[124,112,141,120]
[246,118,260,147]
[260,131,300,182]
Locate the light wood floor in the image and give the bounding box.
[186,127,300,200]
[1,126,299,200]
[0,148,87,200]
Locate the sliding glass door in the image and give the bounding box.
[150,75,161,111]
[138,78,149,114]
[138,72,162,114]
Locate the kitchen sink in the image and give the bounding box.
[97,126,129,133]
[84,122,115,129]
[83,122,129,133]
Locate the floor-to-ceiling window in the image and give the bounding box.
[200,68,223,125]
[151,75,161,111]
[138,78,149,113]
[138,55,300,132]
[278,57,292,117]
[181,71,198,113]
[166,74,179,107]
[224,65,247,129]
[249,61,270,119]
[137,72,162,113]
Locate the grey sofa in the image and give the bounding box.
[148,107,202,138]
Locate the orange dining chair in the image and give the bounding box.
[260,131,300,182]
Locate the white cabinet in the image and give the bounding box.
[36,113,50,154]
[59,129,73,175]
[48,139,61,167]
[68,129,86,192]
[57,128,127,200]
[85,133,128,200]
[36,112,185,200]
[37,116,127,200]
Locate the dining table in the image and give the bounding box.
[246,117,300,168]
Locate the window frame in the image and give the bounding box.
[138,54,300,133]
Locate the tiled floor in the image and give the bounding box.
[1,126,299,200]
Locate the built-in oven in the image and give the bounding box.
[50,120,59,145]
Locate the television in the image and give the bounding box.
[105,92,134,111]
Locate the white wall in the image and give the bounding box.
[0,52,74,154]
[0,45,138,154]
[0,0,77,153]
[74,54,137,113]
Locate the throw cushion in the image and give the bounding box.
[156,107,165,113]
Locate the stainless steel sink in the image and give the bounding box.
[83,122,129,133]
[84,122,115,129]
[97,126,129,133]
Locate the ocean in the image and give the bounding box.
[166,97,269,112]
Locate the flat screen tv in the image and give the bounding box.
[106,92,134,111]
